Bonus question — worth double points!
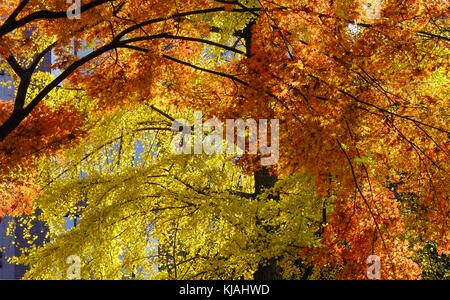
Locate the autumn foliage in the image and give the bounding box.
[0,0,448,279]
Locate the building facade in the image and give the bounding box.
[0,216,48,279]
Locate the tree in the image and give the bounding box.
[0,0,448,279]
[0,0,259,215]
[14,104,326,279]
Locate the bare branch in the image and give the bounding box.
[28,42,57,73]
[0,0,113,38]
[5,55,24,78]
[162,54,249,86]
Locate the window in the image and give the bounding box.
[64,217,80,231]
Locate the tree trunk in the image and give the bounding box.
[240,17,282,280]
[253,167,282,280]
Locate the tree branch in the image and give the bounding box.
[0,0,113,38]
[162,54,249,86]
[5,55,24,78]
[113,6,261,42]
[28,42,57,73]
[121,33,247,56]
